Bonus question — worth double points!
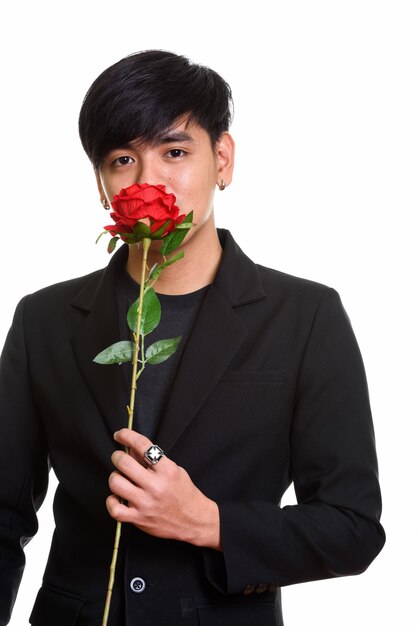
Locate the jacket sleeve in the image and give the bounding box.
[203,288,385,594]
[0,297,49,625]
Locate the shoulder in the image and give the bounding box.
[217,229,338,314]
[255,262,341,314]
[248,262,353,346]
[23,244,128,313]
[251,264,356,363]
[256,262,329,297]
[21,267,105,318]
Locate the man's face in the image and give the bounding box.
[96,117,233,240]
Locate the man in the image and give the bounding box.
[0,50,385,625]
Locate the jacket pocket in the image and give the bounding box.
[29,585,84,626]
[219,370,287,383]
[198,603,280,626]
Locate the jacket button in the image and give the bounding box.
[243,585,255,595]
[256,584,268,593]
[130,577,146,593]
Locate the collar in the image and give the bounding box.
[72,228,266,312]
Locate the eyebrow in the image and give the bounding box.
[154,130,195,145]
[124,130,195,152]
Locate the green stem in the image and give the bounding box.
[101,237,151,626]
[137,332,145,380]
[127,237,151,430]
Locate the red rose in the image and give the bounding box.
[104,183,186,241]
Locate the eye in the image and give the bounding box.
[165,149,185,158]
[112,156,135,167]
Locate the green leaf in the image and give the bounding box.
[160,211,194,255]
[107,236,119,254]
[96,231,108,245]
[148,264,160,282]
[141,289,161,335]
[148,262,159,277]
[174,222,193,229]
[93,341,135,365]
[158,233,174,256]
[148,251,184,282]
[127,288,161,335]
[145,336,182,365]
[127,298,139,333]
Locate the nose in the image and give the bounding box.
[136,154,162,187]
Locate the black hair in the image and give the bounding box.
[78,50,233,169]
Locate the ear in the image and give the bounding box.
[215,132,235,188]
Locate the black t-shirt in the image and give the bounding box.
[116,268,209,440]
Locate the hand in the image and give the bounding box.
[107,428,221,550]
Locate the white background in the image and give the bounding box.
[0,1,416,624]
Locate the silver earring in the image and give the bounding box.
[219,179,226,191]
[102,199,110,210]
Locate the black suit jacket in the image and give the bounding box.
[0,229,385,626]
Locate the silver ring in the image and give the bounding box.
[144,444,165,465]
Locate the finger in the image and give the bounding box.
[106,494,138,524]
[114,430,167,470]
[114,429,152,455]
[111,451,151,487]
[108,470,143,502]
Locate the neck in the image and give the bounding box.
[126,215,222,295]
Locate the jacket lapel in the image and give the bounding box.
[70,230,266,447]
[71,245,130,436]
[155,284,246,454]
[156,229,266,454]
